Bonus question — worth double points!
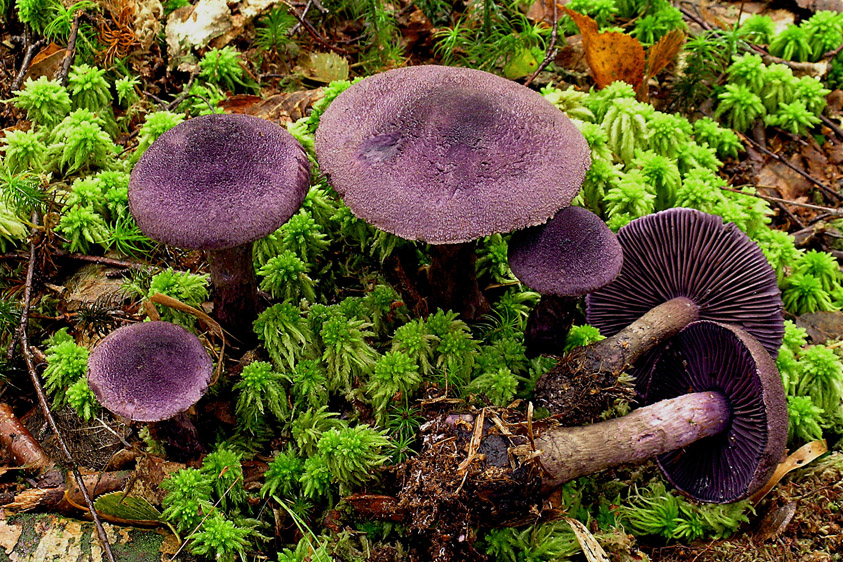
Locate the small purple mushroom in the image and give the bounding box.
[535,208,784,415]
[508,206,623,357]
[315,65,590,320]
[129,113,311,339]
[535,321,786,502]
[87,321,212,422]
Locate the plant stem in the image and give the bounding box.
[536,390,730,490]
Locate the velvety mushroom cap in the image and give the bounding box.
[586,208,783,390]
[87,322,213,422]
[646,321,787,502]
[509,206,622,296]
[128,113,311,250]
[314,65,590,244]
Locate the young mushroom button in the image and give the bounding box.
[314,65,590,320]
[508,206,623,357]
[128,113,311,341]
[87,321,213,423]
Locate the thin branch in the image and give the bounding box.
[11,213,116,562]
[820,115,843,142]
[738,133,842,201]
[721,185,843,216]
[164,72,198,111]
[524,1,560,88]
[57,13,83,86]
[280,0,350,55]
[11,33,47,92]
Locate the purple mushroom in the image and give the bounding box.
[508,206,623,357]
[87,321,212,422]
[88,321,213,460]
[314,65,590,320]
[129,113,311,339]
[535,207,784,416]
[534,321,786,502]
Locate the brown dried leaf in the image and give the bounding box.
[25,43,64,81]
[247,89,325,125]
[749,440,828,504]
[645,29,685,82]
[756,153,813,201]
[561,6,645,90]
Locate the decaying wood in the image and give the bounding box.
[0,403,51,471]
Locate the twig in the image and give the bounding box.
[52,249,146,269]
[722,185,843,216]
[10,32,47,92]
[11,213,117,562]
[820,115,843,141]
[164,72,197,111]
[290,0,314,36]
[738,133,842,201]
[57,13,82,86]
[524,1,560,88]
[280,0,350,55]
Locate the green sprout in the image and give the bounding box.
[760,64,797,113]
[467,367,520,407]
[714,83,766,132]
[726,53,766,93]
[254,6,297,54]
[114,75,140,107]
[754,227,802,282]
[261,446,304,498]
[291,406,342,457]
[782,273,837,315]
[766,100,821,135]
[601,98,652,163]
[319,314,378,394]
[1,129,46,173]
[646,111,692,159]
[187,512,252,562]
[738,14,775,44]
[802,11,843,61]
[692,117,743,160]
[770,24,812,62]
[55,120,116,173]
[67,64,112,112]
[603,171,656,220]
[630,149,681,211]
[43,339,88,407]
[11,77,72,128]
[368,351,421,423]
[787,395,825,444]
[233,361,289,433]
[199,46,257,93]
[316,424,390,492]
[793,250,840,292]
[253,302,314,370]
[201,447,247,509]
[132,110,185,162]
[797,345,843,425]
[15,0,61,32]
[391,318,439,377]
[161,467,214,533]
[66,377,100,421]
[677,142,722,176]
[564,324,605,352]
[258,250,317,303]
[289,359,329,410]
[146,268,210,328]
[540,84,595,122]
[56,205,109,253]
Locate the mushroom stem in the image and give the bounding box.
[524,295,578,358]
[427,242,490,321]
[207,244,258,343]
[536,390,730,490]
[535,296,700,421]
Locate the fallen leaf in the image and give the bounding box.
[644,29,685,82]
[300,52,349,83]
[749,439,828,504]
[218,94,264,114]
[561,6,645,90]
[165,0,233,67]
[755,501,797,543]
[756,153,813,201]
[25,43,64,81]
[247,88,324,125]
[0,520,22,555]
[565,517,610,562]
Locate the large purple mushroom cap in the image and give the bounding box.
[586,207,784,393]
[509,206,622,296]
[314,65,590,244]
[87,321,213,422]
[128,113,311,250]
[646,321,787,502]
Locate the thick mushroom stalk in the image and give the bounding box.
[537,208,783,414]
[314,65,590,321]
[536,390,728,489]
[508,206,623,357]
[534,296,699,422]
[129,114,311,342]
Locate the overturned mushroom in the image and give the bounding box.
[508,205,622,357]
[315,65,590,320]
[129,113,311,340]
[535,207,783,418]
[87,321,213,460]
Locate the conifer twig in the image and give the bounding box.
[524,1,560,88]
[57,12,82,86]
[11,31,47,92]
[11,213,117,562]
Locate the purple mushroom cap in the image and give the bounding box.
[646,321,787,502]
[586,207,784,393]
[509,206,623,296]
[314,65,590,244]
[87,321,213,422]
[128,113,311,250]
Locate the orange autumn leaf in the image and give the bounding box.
[561,6,645,90]
[638,28,686,100]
